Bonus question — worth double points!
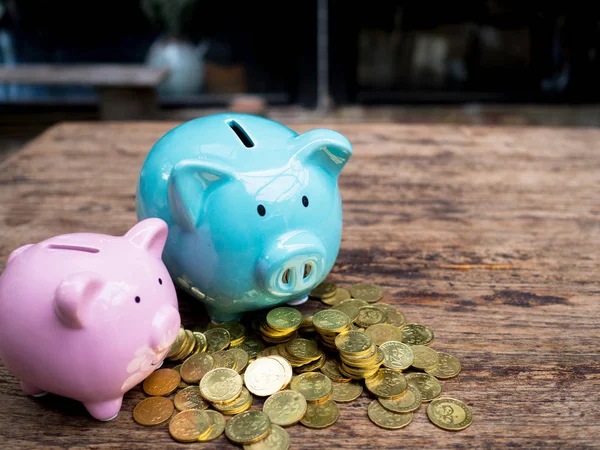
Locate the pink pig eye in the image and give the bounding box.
[158,278,163,285]
[135,296,141,303]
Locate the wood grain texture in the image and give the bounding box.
[0,65,169,87]
[0,121,599,449]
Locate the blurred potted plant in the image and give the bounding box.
[141,0,207,96]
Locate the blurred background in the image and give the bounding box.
[0,0,599,160]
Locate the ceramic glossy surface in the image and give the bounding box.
[136,113,353,322]
[0,219,181,420]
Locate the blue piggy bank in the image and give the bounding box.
[136,113,353,322]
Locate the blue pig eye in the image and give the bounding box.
[257,204,266,216]
[302,196,309,207]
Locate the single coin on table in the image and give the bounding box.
[378,385,422,413]
[173,386,209,411]
[331,381,363,402]
[427,397,473,431]
[367,400,413,430]
[199,410,226,441]
[405,373,442,402]
[290,372,332,403]
[379,341,414,371]
[243,424,290,450]
[263,390,308,426]
[300,399,339,429]
[425,352,462,379]
[373,303,406,327]
[168,409,212,442]
[133,396,174,426]
[244,356,289,396]
[401,323,434,346]
[199,367,243,404]
[180,352,215,383]
[142,368,181,396]
[354,306,388,328]
[322,287,350,306]
[411,345,440,370]
[225,411,272,445]
[310,280,337,299]
[350,283,384,303]
[365,368,408,399]
[266,307,303,331]
[204,328,231,352]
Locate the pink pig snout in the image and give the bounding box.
[149,305,181,352]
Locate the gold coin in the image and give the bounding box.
[244,356,288,396]
[365,323,403,346]
[168,409,211,442]
[213,387,253,415]
[286,338,321,361]
[199,410,226,441]
[365,368,407,399]
[411,345,440,370]
[379,341,414,371]
[167,327,187,359]
[211,321,246,343]
[312,309,350,333]
[228,347,250,373]
[310,280,337,299]
[142,368,181,396]
[425,352,461,379]
[133,396,174,426]
[172,330,197,361]
[354,306,387,328]
[367,400,413,430]
[335,330,372,355]
[199,368,243,404]
[331,302,359,321]
[402,323,434,346]
[378,385,422,413]
[180,353,215,383]
[427,397,472,431]
[300,398,339,429]
[300,315,314,328]
[174,386,210,411]
[405,373,442,402]
[321,287,350,306]
[243,424,290,450]
[320,359,352,382]
[263,389,308,426]
[204,328,231,352]
[290,372,332,403]
[266,307,303,331]
[350,283,384,303]
[212,349,237,370]
[193,331,208,353]
[240,336,265,358]
[373,304,406,328]
[331,381,363,402]
[267,356,293,387]
[295,353,326,373]
[225,411,271,444]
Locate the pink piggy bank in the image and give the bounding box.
[0,218,181,421]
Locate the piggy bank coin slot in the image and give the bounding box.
[46,244,100,254]
[227,120,254,148]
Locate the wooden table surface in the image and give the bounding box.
[0,121,599,449]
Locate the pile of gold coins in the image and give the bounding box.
[131,281,473,448]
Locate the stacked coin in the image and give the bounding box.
[260,307,303,344]
[132,279,471,446]
[277,338,326,373]
[334,330,383,379]
[167,327,208,362]
[311,309,351,350]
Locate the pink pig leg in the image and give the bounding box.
[84,397,123,421]
[20,380,47,397]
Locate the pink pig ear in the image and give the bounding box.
[54,272,104,329]
[124,218,168,258]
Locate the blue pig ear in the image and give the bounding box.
[168,159,234,231]
[292,129,353,177]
